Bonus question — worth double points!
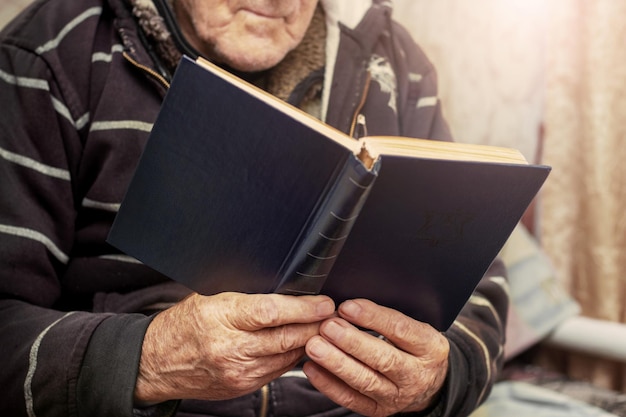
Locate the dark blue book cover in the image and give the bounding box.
[108,56,550,331]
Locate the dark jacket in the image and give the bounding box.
[0,0,508,416]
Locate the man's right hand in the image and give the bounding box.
[134,292,335,404]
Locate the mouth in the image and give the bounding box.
[241,0,295,19]
[244,9,277,17]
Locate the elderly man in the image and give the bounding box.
[0,0,508,416]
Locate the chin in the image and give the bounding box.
[223,51,287,72]
[229,57,283,72]
[211,37,296,72]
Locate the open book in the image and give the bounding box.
[107,55,550,331]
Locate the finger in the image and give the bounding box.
[305,333,398,397]
[211,292,336,330]
[244,321,323,357]
[206,348,308,400]
[314,318,409,383]
[247,347,309,383]
[337,299,447,357]
[302,360,381,417]
[309,320,447,414]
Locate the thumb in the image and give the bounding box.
[223,293,335,331]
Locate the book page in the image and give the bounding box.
[364,136,528,164]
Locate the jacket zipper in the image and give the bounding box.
[354,113,368,139]
[259,384,270,417]
[348,71,372,138]
[122,51,171,90]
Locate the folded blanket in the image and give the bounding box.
[498,224,580,360]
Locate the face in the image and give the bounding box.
[173,0,319,72]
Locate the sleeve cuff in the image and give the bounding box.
[76,313,178,417]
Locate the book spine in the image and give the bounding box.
[274,155,379,295]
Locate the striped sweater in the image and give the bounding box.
[0,0,508,416]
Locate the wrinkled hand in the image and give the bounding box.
[303,299,449,416]
[134,292,335,404]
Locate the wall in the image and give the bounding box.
[0,0,28,28]
[392,0,547,165]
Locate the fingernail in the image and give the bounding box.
[340,300,361,318]
[316,299,335,316]
[307,338,329,359]
[322,320,345,342]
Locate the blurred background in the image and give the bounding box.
[2,0,625,393]
[1,0,26,25]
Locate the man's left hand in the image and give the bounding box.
[303,299,449,416]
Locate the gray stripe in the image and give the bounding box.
[0,146,70,180]
[0,69,49,90]
[90,120,153,133]
[51,96,90,130]
[82,197,120,212]
[99,254,143,264]
[35,7,102,54]
[416,96,438,109]
[24,312,77,417]
[0,68,89,130]
[408,72,423,83]
[468,294,503,333]
[0,224,69,264]
[51,96,73,125]
[452,321,491,404]
[489,275,509,294]
[92,44,124,63]
[75,112,90,130]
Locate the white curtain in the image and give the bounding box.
[539,0,626,390]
